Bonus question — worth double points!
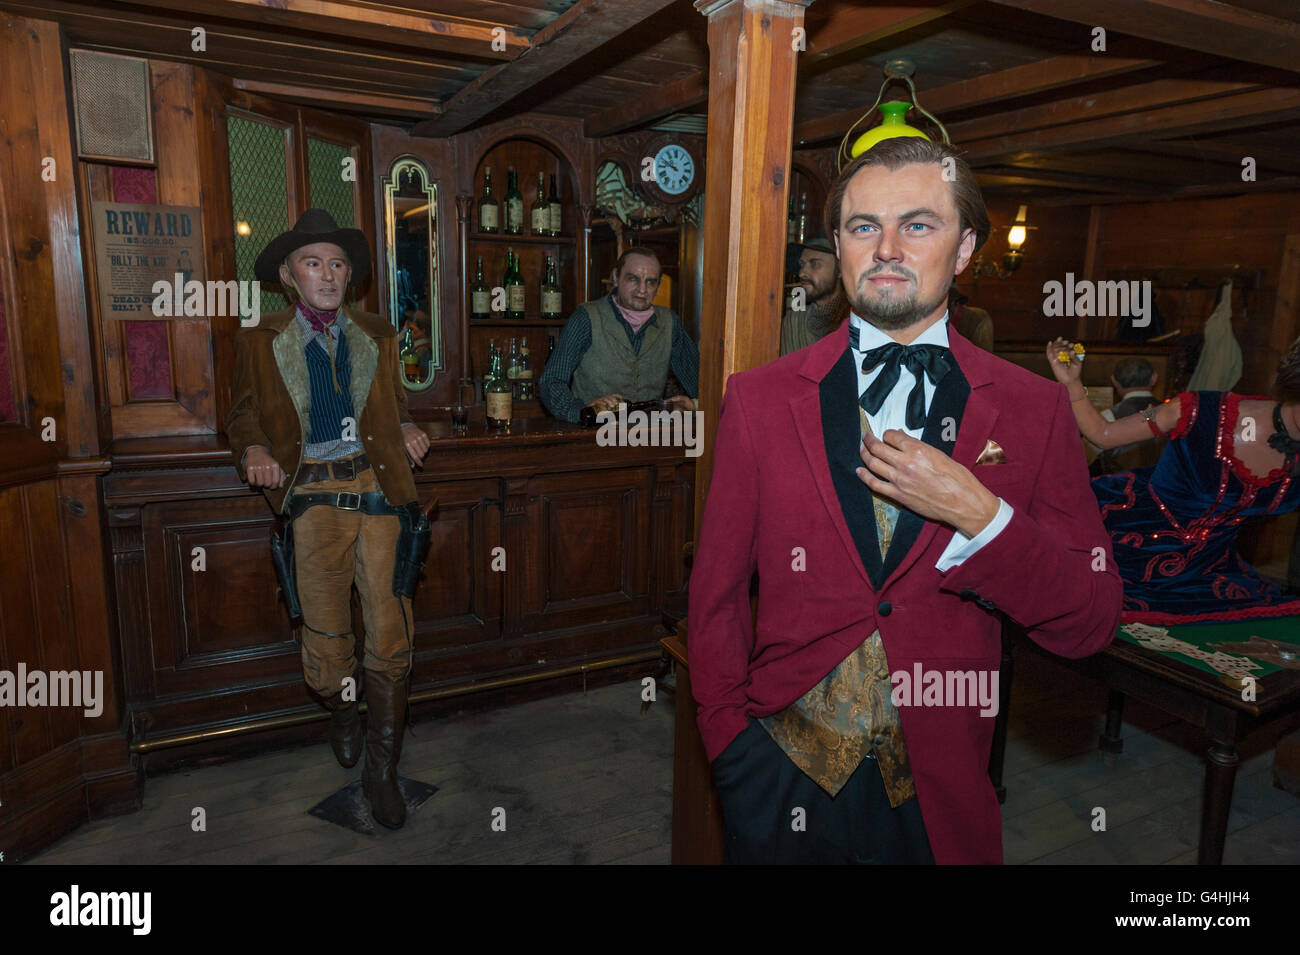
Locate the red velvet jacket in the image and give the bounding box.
[688,322,1122,864]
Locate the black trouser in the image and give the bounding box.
[711,718,935,864]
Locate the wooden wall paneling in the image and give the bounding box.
[25,481,80,749]
[1093,192,1300,392]
[0,484,51,768]
[198,69,240,435]
[142,495,298,699]
[520,467,652,636]
[956,198,1091,345]
[0,15,76,479]
[108,505,154,709]
[57,469,126,741]
[411,477,502,652]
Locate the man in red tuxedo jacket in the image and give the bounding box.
[689,137,1122,864]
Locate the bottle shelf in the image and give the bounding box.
[470,317,568,327]
[470,232,577,245]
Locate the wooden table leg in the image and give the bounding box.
[1099,689,1125,754]
[1200,719,1240,866]
[988,622,1015,804]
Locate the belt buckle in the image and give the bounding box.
[336,491,362,510]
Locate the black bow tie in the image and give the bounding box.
[854,338,951,431]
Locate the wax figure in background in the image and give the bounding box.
[947,283,993,353]
[1048,334,1300,623]
[225,209,432,829]
[539,247,698,421]
[780,234,848,355]
[1088,357,1160,476]
[689,137,1122,865]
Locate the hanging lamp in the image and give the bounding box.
[839,59,951,170]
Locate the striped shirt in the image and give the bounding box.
[300,308,364,462]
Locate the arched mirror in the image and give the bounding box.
[383,157,441,390]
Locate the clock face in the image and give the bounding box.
[653,144,695,196]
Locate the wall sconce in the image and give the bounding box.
[972,205,1033,279]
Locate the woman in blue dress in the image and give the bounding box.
[1046,336,1300,623]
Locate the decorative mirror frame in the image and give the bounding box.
[383,156,442,391]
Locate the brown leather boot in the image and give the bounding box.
[321,688,363,769]
[363,671,407,829]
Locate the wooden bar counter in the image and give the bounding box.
[102,409,695,768]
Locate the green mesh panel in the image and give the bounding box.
[227,114,290,314]
[308,138,356,228]
[309,138,361,305]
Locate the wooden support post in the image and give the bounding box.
[692,0,811,537]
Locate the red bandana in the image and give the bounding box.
[299,303,340,333]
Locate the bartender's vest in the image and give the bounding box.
[571,296,675,405]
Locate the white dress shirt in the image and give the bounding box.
[849,310,1012,571]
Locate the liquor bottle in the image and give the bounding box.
[505,248,526,319]
[485,343,512,430]
[504,167,523,235]
[482,339,497,401]
[547,173,561,236]
[547,333,556,359]
[797,192,808,244]
[400,327,418,382]
[517,342,535,400]
[478,167,499,234]
[506,337,522,398]
[786,195,798,243]
[540,256,562,319]
[470,256,490,319]
[498,251,511,316]
[531,172,548,235]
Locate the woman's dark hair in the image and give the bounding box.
[1277,336,1300,403]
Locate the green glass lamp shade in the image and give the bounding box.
[850,101,931,158]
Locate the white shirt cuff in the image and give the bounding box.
[935,499,1013,572]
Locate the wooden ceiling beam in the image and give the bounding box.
[976,167,1161,193]
[1129,139,1300,175]
[987,0,1300,74]
[802,1,974,62]
[793,54,1160,145]
[111,0,529,60]
[1035,175,1300,207]
[411,0,683,138]
[584,70,706,138]
[589,2,966,141]
[232,79,440,117]
[948,77,1262,144]
[961,87,1300,163]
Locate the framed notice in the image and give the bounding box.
[91,201,204,319]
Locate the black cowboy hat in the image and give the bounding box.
[254,208,370,286]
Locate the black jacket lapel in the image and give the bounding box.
[821,349,885,590]
[880,361,971,580]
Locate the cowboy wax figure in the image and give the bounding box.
[689,137,1123,864]
[225,209,432,829]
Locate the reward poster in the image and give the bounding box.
[91,201,204,319]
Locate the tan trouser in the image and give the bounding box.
[292,466,412,695]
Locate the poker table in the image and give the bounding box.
[998,616,1300,865]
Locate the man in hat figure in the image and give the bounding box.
[226,209,431,829]
[780,233,848,356]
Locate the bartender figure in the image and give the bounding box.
[539,247,698,420]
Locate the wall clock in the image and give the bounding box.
[651,143,695,197]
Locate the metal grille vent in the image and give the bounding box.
[69,50,154,163]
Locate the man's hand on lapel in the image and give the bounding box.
[402,422,431,468]
[857,427,1000,538]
